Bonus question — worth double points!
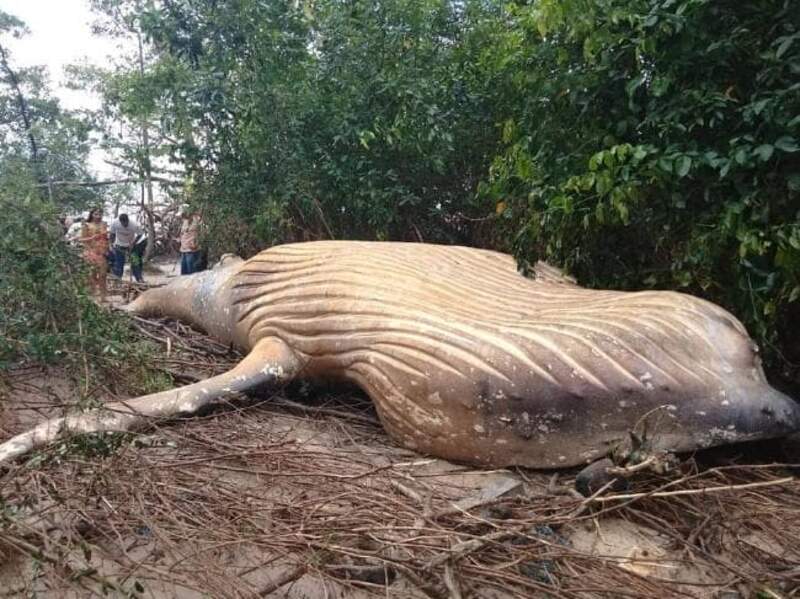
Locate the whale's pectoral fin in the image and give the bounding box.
[0,337,302,465]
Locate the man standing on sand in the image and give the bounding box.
[179,205,203,275]
[109,213,144,282]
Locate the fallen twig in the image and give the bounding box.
[588,476,795,502]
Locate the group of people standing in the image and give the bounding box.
[75,206,205,302]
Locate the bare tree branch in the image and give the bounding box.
[0,41,38,161]
[36,177,182,188]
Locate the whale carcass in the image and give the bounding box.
[0,241,797,468]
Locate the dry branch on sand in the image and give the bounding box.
[1,316,799,598]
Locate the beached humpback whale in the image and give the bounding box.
[1,241,798,469]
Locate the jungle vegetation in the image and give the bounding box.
[1,0,798,388]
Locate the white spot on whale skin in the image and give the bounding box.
[427,392,442,405]
[721,400,730,407]
[473,424,485,434]
[558,455,566,462]
[696,411,707,416]
[260,364,285,378]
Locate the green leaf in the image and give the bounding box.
[625,75,645,98]
[734,147,750,165]
[751,98,769,115]
[775,136,799,153]
[616,201,629,224]
[676,155,691,178]
[790,286,800,303]
[776,36,795,59]
[595,202,605,224]
[753,144,774,162]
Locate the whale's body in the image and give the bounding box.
[125,241,799,468]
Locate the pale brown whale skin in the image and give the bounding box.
[0,241,797,467]
[126,241,800,468]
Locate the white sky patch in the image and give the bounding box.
[0,0,128,177]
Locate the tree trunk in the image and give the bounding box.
[137,31,157,261]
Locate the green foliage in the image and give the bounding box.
[0,11,166,397]
[98,0,502,253]
[480,0,800,375]
[92,0,800,381]
[0,185,151,381]
[25,432,133,468]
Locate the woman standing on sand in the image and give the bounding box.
[80,207,109,301]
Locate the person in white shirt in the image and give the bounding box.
[109,213,143,281]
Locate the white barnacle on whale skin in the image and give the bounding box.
[260,364,286,378]
[427,391,442,405]
[639,371,654,390]
[708,426,741,443]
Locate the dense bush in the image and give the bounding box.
[480,0,800,381]
[98,0,799,385]
[0,178,158,389]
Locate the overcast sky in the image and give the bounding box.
[0,0,127,176]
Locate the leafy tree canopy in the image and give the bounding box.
[3,0,784,386]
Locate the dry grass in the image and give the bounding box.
[1,317,799,598]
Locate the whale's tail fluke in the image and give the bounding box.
[127,259,243,345]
